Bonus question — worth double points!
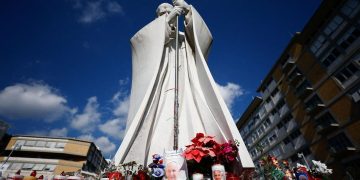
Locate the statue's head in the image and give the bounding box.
[156,3,173,17]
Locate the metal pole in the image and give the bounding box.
[173,15,179,150]
[0,144,21,169]
[297,153,310,169]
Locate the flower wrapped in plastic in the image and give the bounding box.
[183,133,219,163]
[311,160,332,176]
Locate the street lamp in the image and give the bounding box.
[297,153,310,169]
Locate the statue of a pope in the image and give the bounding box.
[114,0,254,171]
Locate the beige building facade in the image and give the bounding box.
[0,135,107,179]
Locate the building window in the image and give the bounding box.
[322,47,341,67]
[22,163,34,170]
[351,86,360,102]
[272,147,281,157]
[295,80,312,96]
[257,126,265,136]
[44,164,56,171]
[251,150,256,157]
[259,107,266,119]
[338,27,360,50]
[25,141,36,146]
[248,120,255,130]
[261,139,270,147]
[328,133,354,152]
[10,163,23,170]
[263,118,271,128]
[36,141,46,147]
[290,130,301,139]
[268,134,277,143]
[283,137,291,145]
[276,114,293,129]
[283,114,293,124]
[270,88,279,97]
[288,68,302,82]
[55,142,66,148]
[277,100,285,109]
[334,62,359,85]
[305,95,324,111]
[15,140,25,147]
[324,15,344,36]
[277,122,284,129]
[33,164,46,171]
[310,34,327,54]
[46,142,56,148]
[341,0,360,17]
[316,112,337,128]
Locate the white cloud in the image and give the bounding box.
[77,134,116,156]
[99,118,126,140]
[0,83,70,122]
[107,1,123,13]
[216,82,245,110]
[27,127,68,137]
[27,130,47,137]
[71,96,101,133]
[94,136,116,155]
[77,134,95,141]
[49,128,68,137]
[112,92,129,117]
[118,78,129,86]
[76,0,124,24]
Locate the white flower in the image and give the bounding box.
[312,160,333,175]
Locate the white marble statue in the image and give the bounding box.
[114,0,254,171]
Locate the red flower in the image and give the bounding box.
[217,141,238,163]
[183,133,219,163]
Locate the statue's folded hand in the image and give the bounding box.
[172,0,190,12]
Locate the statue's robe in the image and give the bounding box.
[114,6,254,171]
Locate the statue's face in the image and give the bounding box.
[156,3,173,17]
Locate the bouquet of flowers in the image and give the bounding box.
[183,133,241,177]
[183,133,219,163]
[311,160,332,177]
[217,140,239,163]
[258,155,292,179]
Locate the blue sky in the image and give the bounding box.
[0,0,321,157]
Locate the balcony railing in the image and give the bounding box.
[316,122,339,135]
[284,119,298,133]
[264,102,274,112]
[306,104,325,116]
[272,92,283,105]
[279,105,290,118]
[276,128,287,140]
[330,146,357,158]
[298,87,313,99]
[281,143,295,158]
[269,113,280,123]
[282,59,295,74]
[289,73,303,86]
[294,136,307,150]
